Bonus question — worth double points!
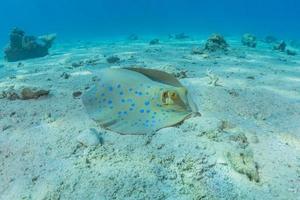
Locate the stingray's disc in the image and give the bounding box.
[82,68,198,135]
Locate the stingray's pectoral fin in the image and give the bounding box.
[100,119,118,128]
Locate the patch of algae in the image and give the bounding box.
[226,148,260,182]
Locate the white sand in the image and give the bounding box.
[0,36,300,200]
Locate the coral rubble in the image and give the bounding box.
[4,28,56,62]
[0,86,49,100]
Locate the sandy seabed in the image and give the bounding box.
[0,36,300,200]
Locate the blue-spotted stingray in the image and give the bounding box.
[82,68,199,135]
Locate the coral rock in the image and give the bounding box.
[241,33,257,48]
[4,28,56,62]
[204,33,229,52]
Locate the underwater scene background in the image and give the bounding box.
[1,0,300,200]
[1,0,300,45]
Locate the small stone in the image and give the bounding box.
[2,125,13,131]
[60,72,70,79]
[246,76,255,80]
[76,128,103,147]
[72,61,84,68]
[72,91,82,98]
[106,55,120,64]
[286,49,297,56]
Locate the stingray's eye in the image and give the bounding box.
[162,91,169,99]
[170,92,177,100]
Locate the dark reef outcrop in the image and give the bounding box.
[241,33,257,48]
[265,35,277,44]
[128,34,138,41]
[273,41,286,52]
[4,28,56,62]
[175,33,189,40]
[149,38,159,45]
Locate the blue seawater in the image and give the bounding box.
[0,0,300,47]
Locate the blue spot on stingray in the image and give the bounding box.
[101,93,105,96]
[154,112,157,115]
[152,116,155,119]
[129,107,134,111]
[129,88,133,92]
[108,100,112,104]
[108,86,113,92]
[123,111,128,115]
[119,91,124,95]
[131,103,136,107]
[138,92,143,96]
[147,85,151,89]
[121,99,125,103]
[118,111,122,115]
[146,120,149,123]
[127,98,133,102]
[140,109,145,113]
[109,106,113,109]
[144,101,150,106]
[146,110,151,113]
[117,84,121,88]
[102,98,107,102]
